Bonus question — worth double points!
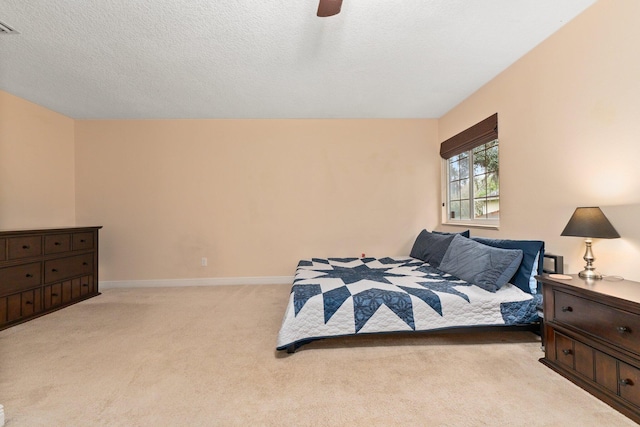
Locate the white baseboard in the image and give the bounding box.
[100,275,293,289]
[0,404,4,427]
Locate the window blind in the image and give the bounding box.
[439,113,498,159]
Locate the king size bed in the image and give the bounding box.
[277,230,546,353]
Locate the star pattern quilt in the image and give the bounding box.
[277,257,541,351]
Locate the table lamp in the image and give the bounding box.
[560,207,620,280]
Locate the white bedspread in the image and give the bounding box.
[277,257,539,351]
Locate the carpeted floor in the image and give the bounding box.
[0,284,636,426]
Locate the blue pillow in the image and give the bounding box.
[472,237,545,294]
[439,235,523,292]
[410,230,455,268]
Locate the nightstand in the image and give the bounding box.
[537,274,640,424]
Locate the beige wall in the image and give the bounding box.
[75,119,440,281]
[438,0,640,280]
[7,0,640,283]
[0,91,76,229]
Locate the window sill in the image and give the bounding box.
[441,221,499,230]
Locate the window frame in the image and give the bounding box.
[441,138,500,229]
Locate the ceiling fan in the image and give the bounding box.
[317,0,343,17]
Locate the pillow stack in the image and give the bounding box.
[410,229,544,293]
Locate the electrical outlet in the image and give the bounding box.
[201,257,207,267]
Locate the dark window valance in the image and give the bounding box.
[440,113,498,159]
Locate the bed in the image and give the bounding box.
[277,230,546,353]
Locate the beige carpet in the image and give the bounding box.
[0,284,636,426]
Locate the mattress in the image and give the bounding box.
[277,256,540,351]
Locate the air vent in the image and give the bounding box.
[0,21,18,35]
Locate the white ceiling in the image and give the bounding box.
[0,0,596,120]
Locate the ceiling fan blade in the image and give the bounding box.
[317,0,343,17]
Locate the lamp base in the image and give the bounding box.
[578,269,603,280]
[579,239,602,280]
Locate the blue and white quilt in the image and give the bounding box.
[277,257,541,351]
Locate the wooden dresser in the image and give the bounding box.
[0,226,101,330]
[538,274,640,423]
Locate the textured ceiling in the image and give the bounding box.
[0,0,596,119]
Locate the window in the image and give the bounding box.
[445,139,499,224]
[440,113,499,227]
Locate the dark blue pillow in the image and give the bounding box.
[439,235,523,292]
[433,230,471,238]
[472,237,545,294]
[410,230,455,268]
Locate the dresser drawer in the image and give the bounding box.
[555,332,575,369]
[44,254,93,283]
[61,280,73,303]
[7,236,42,259]
[6,290,41,322]
[43,283,63,310]
[0,263,42,295]
[0,238,6,260]
[574,340,595,379]
[595,351,618,393]
[78,275,95,296]
[6,293,21,322]
[72,232,94,250]
[554,290,640,356]
[619,362,640,407]
[553,331,595,380]
[44,234,71,254]
[19,289,40,317]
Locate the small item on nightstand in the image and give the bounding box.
[549,274,572,280]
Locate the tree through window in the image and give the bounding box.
[447,140,499,222]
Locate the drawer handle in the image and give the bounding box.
[25,300,32,305]
[562,349,572,356]
[620,378,633,386]
[54,242,61,246]
[561,306,573,312]
[51,293,59,297]
[617,326,631,334]
[25,273,33,278]
[22,245,30,249]
[82,262,88,266]
[51,268,58,272]
[82,283,88,287]
[80,239,86,243]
